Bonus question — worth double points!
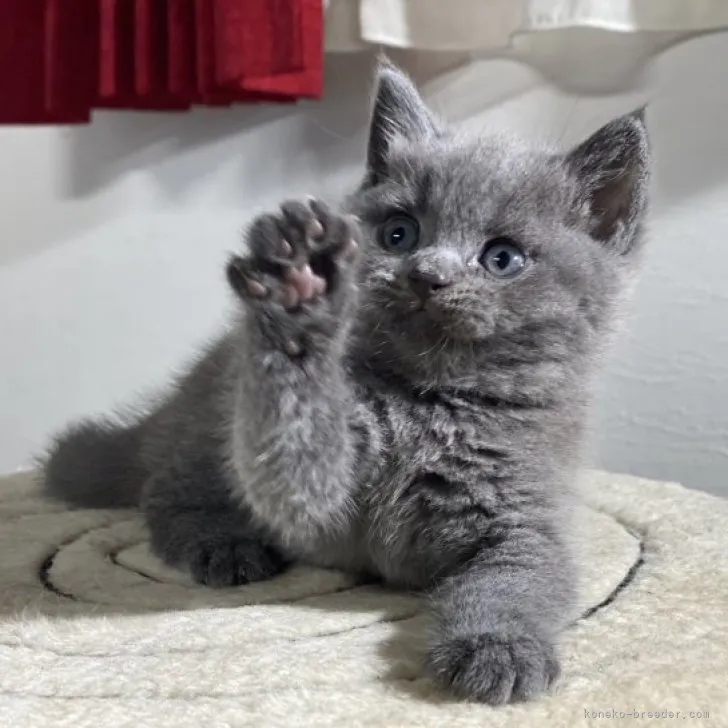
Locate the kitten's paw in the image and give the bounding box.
[226,198,361,354]
[185,534,288,588]
[428,631,560,704]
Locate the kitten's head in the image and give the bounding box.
[347,62,650,397]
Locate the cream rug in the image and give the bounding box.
[1,469,726,727]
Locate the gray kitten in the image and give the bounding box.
[42,62,650,704]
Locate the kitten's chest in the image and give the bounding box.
[382,395,511,480]
[361,399,510,587]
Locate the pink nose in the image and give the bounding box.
[408,269,453,300]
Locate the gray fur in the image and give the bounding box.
[41,62,650,703]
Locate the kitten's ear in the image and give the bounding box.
[366,60,443,184]
[565,109,650,255]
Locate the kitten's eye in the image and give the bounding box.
[479,238,526,278]
[379,215,420,253]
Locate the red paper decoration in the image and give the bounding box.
[0,0,323,124]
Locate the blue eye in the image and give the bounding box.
[480,238,526,278]
[379,215,420,253]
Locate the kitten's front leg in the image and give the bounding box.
[226,199,371,551]
[428,517,575,704]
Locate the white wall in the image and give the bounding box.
[1,33,727,495]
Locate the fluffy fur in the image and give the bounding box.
[42,61,650,704]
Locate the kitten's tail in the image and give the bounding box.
[41,417,147,509]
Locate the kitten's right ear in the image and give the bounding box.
[366,60,443,185]
[565,109,650,255]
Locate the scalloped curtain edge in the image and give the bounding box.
[325,0,728,52]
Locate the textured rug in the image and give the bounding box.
[0,469,726,727]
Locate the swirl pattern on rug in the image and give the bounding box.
[0,470,725,727]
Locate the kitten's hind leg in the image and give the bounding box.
[141,450,287,588]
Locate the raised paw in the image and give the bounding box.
[186,534,288,588]
[428,631,560,704]
[226,198,360,354]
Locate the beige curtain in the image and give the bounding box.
[325,0,728,51]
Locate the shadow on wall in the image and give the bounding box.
[60,54,372,202]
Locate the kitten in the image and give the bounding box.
[42,61,650,704]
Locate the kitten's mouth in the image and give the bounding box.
[381,285,472,335]
[414,294,453,318]
[398,289,427,313]
[407,288,448,314]
[409,295,493,341]
[408,299,464,337]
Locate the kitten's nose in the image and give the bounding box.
[407,268,453,300]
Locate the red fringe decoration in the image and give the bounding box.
[0,0,323,124]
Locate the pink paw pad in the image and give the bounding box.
[281,264,327,310]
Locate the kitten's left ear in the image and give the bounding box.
[366,60,443,185]
[565,109,650,255]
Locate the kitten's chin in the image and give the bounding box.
[376,305,495,353]
[365,313,490,386]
